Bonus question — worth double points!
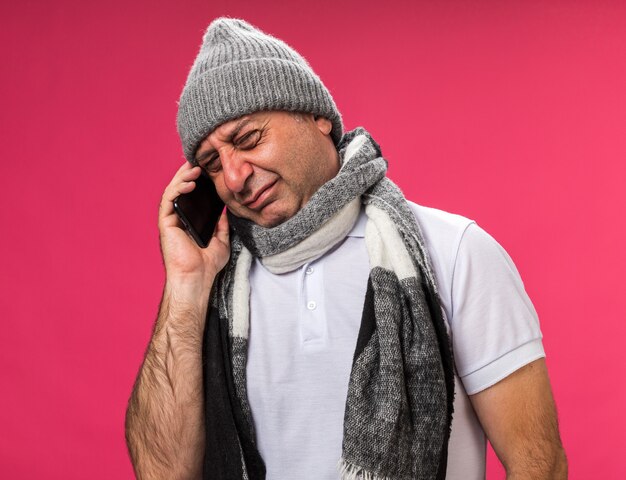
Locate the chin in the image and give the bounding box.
[256,214,289,228]
[256,203,298,228]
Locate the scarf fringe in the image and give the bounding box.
[338,458,394,480]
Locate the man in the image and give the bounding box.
[125,18,567,480]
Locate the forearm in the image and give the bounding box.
[125,279,212,480]
[506,446,568,479]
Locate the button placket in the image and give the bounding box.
[300,261,326,344]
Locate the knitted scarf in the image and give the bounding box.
[202,128,455,480]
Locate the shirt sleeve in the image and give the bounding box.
[449,222,545,395]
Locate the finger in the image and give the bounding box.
[213,212,230,245]
[159,180,197,222]
[165,180,196,202]
[176,161,194,175]
[167,166,201,193]
[161,165,201,206]
[159,162,202,218]
[180,165,202,182]
[165,163,200,191]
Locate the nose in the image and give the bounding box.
[220,149,253,194]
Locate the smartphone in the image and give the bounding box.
[173,171,225,248]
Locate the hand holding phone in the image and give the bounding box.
[173,171,225,248]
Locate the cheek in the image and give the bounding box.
[214,179,236,206]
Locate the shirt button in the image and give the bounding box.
[307,301,317,310]
[305,267,314,275]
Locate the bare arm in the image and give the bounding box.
[470,358,567,479]
[125,163,230,480]
[125,281,210,479]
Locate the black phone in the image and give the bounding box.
[173,171,225,248]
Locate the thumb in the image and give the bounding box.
[213,212,230,246]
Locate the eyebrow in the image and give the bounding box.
[194,117,254,165]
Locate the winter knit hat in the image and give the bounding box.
[176,17,344,163]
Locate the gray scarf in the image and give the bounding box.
[202,128,455,480]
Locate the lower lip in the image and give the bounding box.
[248,181,277,210]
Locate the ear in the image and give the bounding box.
[314,115,332,136]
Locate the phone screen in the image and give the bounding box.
[173,171,225,248]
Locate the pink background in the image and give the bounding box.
[1,1,624,478]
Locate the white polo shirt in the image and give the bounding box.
[246,201,545,479]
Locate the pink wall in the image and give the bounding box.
[1,1,624,478]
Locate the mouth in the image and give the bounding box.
[243,180,278,211]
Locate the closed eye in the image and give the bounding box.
[234,129,262,149]
[201,128,263,174]
[203,154,221,174]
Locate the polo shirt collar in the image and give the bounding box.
[346,205,366,238]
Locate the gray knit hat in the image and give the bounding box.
[176,17,344,163]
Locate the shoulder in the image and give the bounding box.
[407,200,475,232]
[406,200,520,287]
[407,202,546,395]
[407,200,477,259]
[405,201,476,299]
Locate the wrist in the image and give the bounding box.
[164,274,215,310]
[157,279,213,340]
[166,269,216,293]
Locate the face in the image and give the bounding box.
[194,111,339,228]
